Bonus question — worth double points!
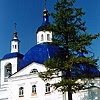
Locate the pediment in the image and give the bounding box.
[10,62,46,78]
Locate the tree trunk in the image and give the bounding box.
[67,68,72,100]
[66,46,72,100]
[68,90,72,100]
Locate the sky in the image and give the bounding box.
[0,0,100,67]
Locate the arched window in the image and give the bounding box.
[30,69,38,74]
[41,34,44,41]
[47,34,50,41]
[19,87,24,97]
[45,83,50,94]
[32,85,36,94]
[31,85,37,96]
[5,63,12,78]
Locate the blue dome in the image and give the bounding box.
[71,63,100,77]
[19,43,61,70]
[71,52,100,77]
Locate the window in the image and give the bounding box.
[41,34,43,41]
[32,85,36,93]
[31,85,37,96]
[13,45,14,49]
[15,45,17,49]
[47,34,50,41]
[5,63,12,78]
[30,69,38,74]
[19,87,24,97]
[45,83,50,94]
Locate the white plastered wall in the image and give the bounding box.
[9,62,62,100]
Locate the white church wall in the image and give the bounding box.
[9,72,62,100]
[0,90,9,100]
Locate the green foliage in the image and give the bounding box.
[39,0,100,96]
[52,79,85,93]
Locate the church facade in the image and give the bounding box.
[0,2,100,100]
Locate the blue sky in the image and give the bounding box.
[0,0,100,66]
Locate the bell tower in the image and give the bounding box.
[11,23,20,53]
[0,23,23,85]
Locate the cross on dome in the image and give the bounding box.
[44,0,47,10]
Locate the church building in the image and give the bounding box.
[0,1,100,100]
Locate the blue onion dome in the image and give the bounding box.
[36,9,50,33]
[19,43,61,70]
[71,51,100,77]
[2,52,24,60]
[62,50,100,77]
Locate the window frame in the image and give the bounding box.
[45,83,50,94]
[47,34,50,41]
[41,34,44,41]
[32,85,37,93]
[19,87,24,97]
[31,85,37,96]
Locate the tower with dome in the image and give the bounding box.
[0,1,100,100]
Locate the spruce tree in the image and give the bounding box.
[39,0,100,100]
